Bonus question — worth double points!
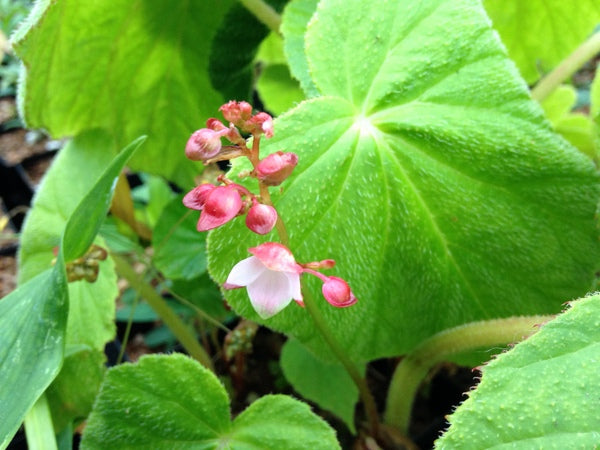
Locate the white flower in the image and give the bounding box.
[224,242,303,319]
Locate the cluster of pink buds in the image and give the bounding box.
[183,101,357,319]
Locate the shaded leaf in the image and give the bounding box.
[483,0,600,83]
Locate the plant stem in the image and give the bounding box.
[303,289,380,436]
[238,0,281,34]
[111,253,214,371]
[384,314,554,433]
[531,31,600,102]
[24,394,57,450]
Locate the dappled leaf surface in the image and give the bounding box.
[436,294,600,448]
[209,0,600,362]
[12,0,233,185]
[483,0,600,83]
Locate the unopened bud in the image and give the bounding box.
[185,128,229,161]
[220,100,253,124]
[247,112,274,138]
[197,186,243,231]
[322,276,357,308]
[255,151,298,186]
[183,183,216,210]
[246,202,277,235]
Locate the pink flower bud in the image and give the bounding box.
[206,118,228,131]
[197,186,243,231]
[247,112,274,138]
[182,184,216,210]
[185,128,229,161]
[246,202,278,235]
[255,151,298,186]
[220,101,253,124]
[322,277,357,308]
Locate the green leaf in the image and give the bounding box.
[257,64,305,115]
[46,347,106,432]
[208,0,600,362]
[541,85,596,157]
[281,0,320,98]
[12,0,234,185]
[0,136,144,447]
[280,339,360,433]
[209,0,287,102]
[436,294,600,448]
[81,354,339,449]
[152,195,207,281]
[483,0,600,84]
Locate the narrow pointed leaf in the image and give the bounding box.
[209,0,600,362]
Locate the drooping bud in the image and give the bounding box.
[321,276,357,307]
[220,100,253,124]
[255,151,298,186]
[197,186,243,231]
[247,112,274,138]
[303,259,336,270]
[246,202,277,235]
[182,183,216,210]
[185,128,229,161]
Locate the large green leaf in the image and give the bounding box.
[81,354,339,449]
[208,0,600,362]
[483,0,600,84]
[0,136,144,447]
[436,294,600,448]
[12,0,233,185]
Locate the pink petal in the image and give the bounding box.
[285,272,302,303]
[247,270,294,319]
[197,186,243,231]
[224,256,265,288]
[249,242,302,274]
[182,184,215,210]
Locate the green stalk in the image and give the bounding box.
[238,0,281,34]
[384,315,553,433]
[24,394,57,450]
[531,31,600,102]
[111,253,214,371]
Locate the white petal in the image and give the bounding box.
[285,272,302,302]
[247,270,293,319]
[225,256,265,287]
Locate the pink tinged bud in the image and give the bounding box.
[220,100,253,124]
[248,112,274,138]
[224,242,303,319]
[185,128,229,161]
[196,186,243,231]
[322,277,357,308]
[246,203,277,235]
[182,184,215,210]
[303,259,336,270]
[255,151,299,186]
[206,118,228,131]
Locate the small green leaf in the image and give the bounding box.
[281,0,320,97]
[12,0,234,185]
[541,85,596,157]
[152,195,207,280]
[81,354,339,449]
[436,294,600,448]
[281,339,360,433]
[483,0,600,83]
[230,395,340,450]
[0,136,144,447]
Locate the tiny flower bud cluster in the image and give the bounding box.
[183,101,357,318]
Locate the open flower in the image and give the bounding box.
[224,242,303,319]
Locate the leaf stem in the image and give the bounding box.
[531,31,600,102]
[111,253,214,371]
[24,394,57,450]
[384,315,554,433]
[238,0,281,34]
